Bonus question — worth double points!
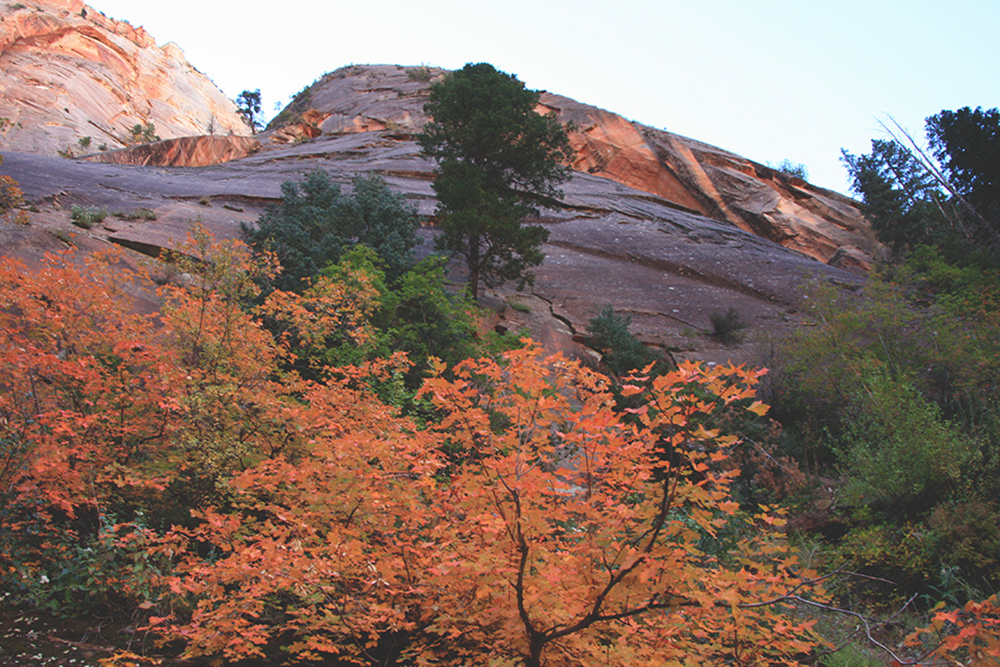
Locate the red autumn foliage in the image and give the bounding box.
[3,228,993,665]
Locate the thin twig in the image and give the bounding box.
[878,115,1000,248]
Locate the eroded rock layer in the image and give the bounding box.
[0,62,872,366]
[1,128,864,367]
[83,135,261,167]
[0,0,249,157]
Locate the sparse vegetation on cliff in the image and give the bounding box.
[266,78,320,130]
[235,88,263,133]
[127,122,159,145]
[709,306,750,345]
[406,65,434,82]
[69,205,106,228]
[0,155,25,222]
[769,159,809,180]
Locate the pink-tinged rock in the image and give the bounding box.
[267,66,874,270]
[82,135,261,167]
[0,0,249,157]
[539,93,874,268]
[538,99,708,216]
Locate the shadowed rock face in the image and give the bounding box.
[0,64,871,366]
[0,0,249,157]
[1,124,864,366]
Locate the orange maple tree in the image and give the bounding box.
[902,595,1000,666]
[13,229,996,665]
[145,341,826,665]
[413,349,821,665]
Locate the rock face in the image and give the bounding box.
[545,95,874,268]
[1,126,864,368]
[83,135,261,167]
[255,65,874,270]
[0,0,249,157]
[0,64,872,367]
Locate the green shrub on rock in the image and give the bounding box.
[242,170,420,293]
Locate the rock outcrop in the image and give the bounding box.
[1,125,864,367]
[254,65,874,269]
[83,135,261,167]
[0,63,873,367]
[545,95,874,268]
[0,0,249,157]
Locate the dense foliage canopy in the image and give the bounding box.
[842,106,1000,263]
[0,231,847,666]
[242,170,420,292]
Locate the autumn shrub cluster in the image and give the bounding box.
[0,154,28,225]
[0,229,843,665]
[775,248,1000,616]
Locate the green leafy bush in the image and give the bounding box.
[3,511,165,616]
[838,359,975,515]
[243,170,420,293]
[928,501,1000,578]
[586,306,664,378]
[70,205,107,229]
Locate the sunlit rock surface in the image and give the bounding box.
[258,65,874,269]
[0,0,249,157]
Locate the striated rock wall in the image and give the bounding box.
[539,93,874,268]
[0,0,249,157]
[263,65,442,137]
[260,65,874,270]
[82,135,261,167]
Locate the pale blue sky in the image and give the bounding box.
[87,0,998,195]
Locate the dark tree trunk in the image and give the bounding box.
[468,232,480,301]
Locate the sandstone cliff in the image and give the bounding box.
[0,63,873,367]
[1,124,865,368]
[255,65,874,270]
[83,135,261,167]
[0,0,249,157]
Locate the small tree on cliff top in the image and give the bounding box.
[418,62,573,301]
[236,89,263,133]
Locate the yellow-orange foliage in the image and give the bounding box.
[16,230,988,665]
